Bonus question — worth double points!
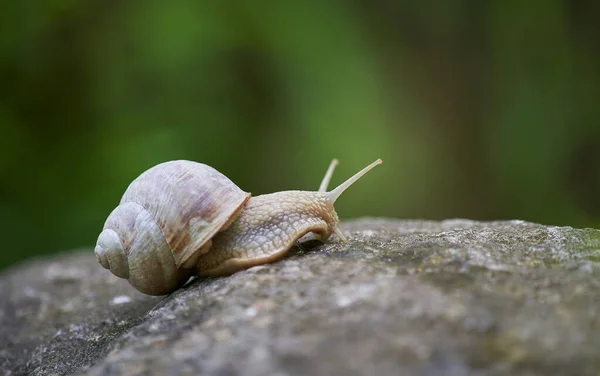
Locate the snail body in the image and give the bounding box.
[95,158,382,295]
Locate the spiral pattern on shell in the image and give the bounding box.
[94,160,250,295]
[95,202,192,295]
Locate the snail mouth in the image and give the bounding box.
[197,223,335,277]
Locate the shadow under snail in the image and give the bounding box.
[95,158,382,295]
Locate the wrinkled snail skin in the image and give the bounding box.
[195,191,338,277]
[95,158,382,295]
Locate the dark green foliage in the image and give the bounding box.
[0,1,599,269]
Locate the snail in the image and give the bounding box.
[95,158,382,295]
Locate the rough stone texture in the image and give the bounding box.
[1,218,600,376]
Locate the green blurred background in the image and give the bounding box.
[1,1,599,270]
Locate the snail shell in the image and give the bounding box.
[94,160,250,295]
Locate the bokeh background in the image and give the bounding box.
[1,1,599,270]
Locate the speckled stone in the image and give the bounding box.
[1,219,600,376]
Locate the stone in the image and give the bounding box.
[1,219,600,375]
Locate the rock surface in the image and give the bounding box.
[1,218,600,376]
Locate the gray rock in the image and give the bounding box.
[1,219,600,376]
